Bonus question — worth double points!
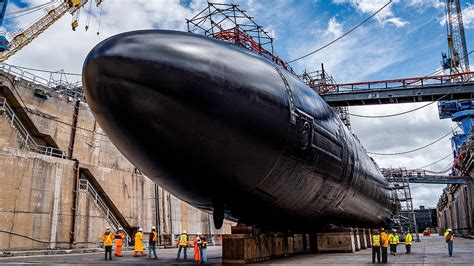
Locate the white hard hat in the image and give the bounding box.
[394,229,397,232]
[183,230,187,234]
[196,232,201,235]
[106,227,110,230]
[118,227,123,231]
[139,227,143,232]
[447,228,452,232]
[152,226,156,230]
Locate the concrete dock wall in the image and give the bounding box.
[0,72,233,250]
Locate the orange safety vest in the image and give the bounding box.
[193,236,201,261]
[103,232,114,247]
[115,231,125,246]
[380,232,389,248]
[152,231,158,242]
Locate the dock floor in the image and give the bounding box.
[0,235,472,264]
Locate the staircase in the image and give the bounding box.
[0,97,66,158]
[78,168,134,245]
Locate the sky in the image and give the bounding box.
[2,0,471,209]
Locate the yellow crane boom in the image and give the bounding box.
[0,0,100,62]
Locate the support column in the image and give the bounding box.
[366,228,372,247]
[354,228,361,251]
[359,228,367,249]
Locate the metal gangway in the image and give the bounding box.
[381,167,469,185]
[319,71,474,106]
[0,97,66,158]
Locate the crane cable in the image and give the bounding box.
[367,126,459,156]
[85,0,92,31]
[348,98,443,118]
[96,3,104,35]
[415,151,454,170]
[287,0,392,63]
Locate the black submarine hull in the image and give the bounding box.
[82,30,396,230]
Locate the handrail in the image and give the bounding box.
[79,179,131,246]
[0,63,84,100]
[317,71,474,94]
[0,97,66,158]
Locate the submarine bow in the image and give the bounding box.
[83,30,396,230]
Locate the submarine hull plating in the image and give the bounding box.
[83,30,395,230]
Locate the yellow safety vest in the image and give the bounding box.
[444,231,454,241]
[179,234,188,246]
[405,233,412,245]
[388,233,399,244]
[372,234,380,247]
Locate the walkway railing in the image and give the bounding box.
[0,63,84,100]
[79,179,131,246]
[318,71,474,94]
[0,97,66,158]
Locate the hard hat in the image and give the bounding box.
[393,229,397,232]
[182,230,187,234]
[152,226,156,230]
[196,232,201,235]
[106,227,110,230]
[118,227,123,231]
[380,228,385,231]
[139,227,143,232]
[447,228,452,232]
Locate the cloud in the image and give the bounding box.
[325,17,344,37]
[333,0,409,28]
[461,4,474,28]
[439,3,474,29]
[407,0,444,10]
[5,0,208,77]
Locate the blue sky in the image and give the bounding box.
[3,0,471,208]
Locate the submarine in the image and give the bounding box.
[82,30,396,230]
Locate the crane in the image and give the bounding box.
[0,0,104,62]
[438,0,473,173]
[441,0,470,74]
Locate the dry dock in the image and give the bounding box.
[0,235,472,264]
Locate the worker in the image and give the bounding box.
[193,232,202,263]
[176,230,189,260]
[380,228,388,263]
[148,226,158,260]
[201,235,208,264]
[133,227,146,257]
[102,227,115,261]
[371,229,381,264]
[114,227,125,257]
[405,230,413,254]
[388,229,399,256]
[444,228,455,257]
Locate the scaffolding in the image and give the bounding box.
[382,167,418,234]
[300,64,351,130]
[186,2,295,74]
